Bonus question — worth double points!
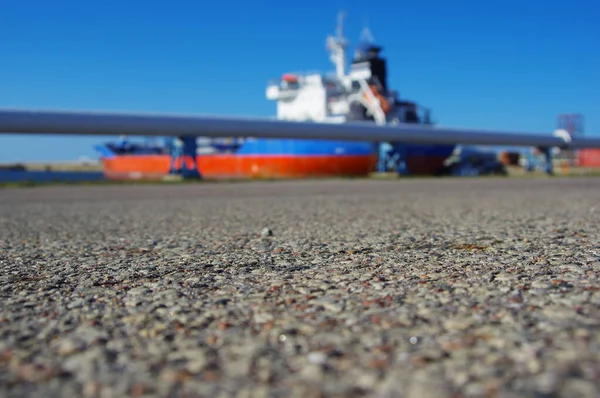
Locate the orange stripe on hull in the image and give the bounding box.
[101,154,378,180]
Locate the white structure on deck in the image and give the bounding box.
[265,12,424,127]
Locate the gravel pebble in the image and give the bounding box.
[1,178,600,397]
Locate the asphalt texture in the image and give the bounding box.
[1,177,600,398]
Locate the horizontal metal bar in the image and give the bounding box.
[1,108,599,149]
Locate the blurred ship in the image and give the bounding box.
[95,14,456,180]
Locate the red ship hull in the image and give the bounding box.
[101,154,380,180]
[404,155,451,175]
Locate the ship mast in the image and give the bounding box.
[326,11,348,79]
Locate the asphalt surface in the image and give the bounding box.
[1,177,600,398]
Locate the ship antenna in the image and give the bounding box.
[326,11,348,79]
[360,15,374,44]
[360,25,375,45]
[337,11,346,40]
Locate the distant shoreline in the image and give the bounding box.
[0,161,103,172]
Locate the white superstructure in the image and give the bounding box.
[265,12,432,127]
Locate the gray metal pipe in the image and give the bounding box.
[1,108,599,149]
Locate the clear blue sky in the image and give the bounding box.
[0,0,598,162]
